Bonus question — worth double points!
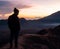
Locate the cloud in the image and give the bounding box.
[0,1,14,14]
[0,1,31,14]
[0,1,12,7]
[15,4,31,9]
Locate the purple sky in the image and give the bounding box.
[0,0,60,20]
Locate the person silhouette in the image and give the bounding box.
[8,8,20,48]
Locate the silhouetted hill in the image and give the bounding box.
[0,11,60,30]
[20,11,60,24]
[39,11,60,23]
[20,11,60,28]
[0,20,7,25]
[1,11,60,25]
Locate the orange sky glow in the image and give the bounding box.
[0,0,60,20]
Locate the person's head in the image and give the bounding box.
[14,8,19,15]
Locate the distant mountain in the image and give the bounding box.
[38,11,60,23]
[20,11,60,24]
[1,11,60,25]
[0,11,60,30]
[0,20,7,25]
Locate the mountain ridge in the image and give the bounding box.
[0,11,60,25]
[38,11,60,23]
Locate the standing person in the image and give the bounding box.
[8,8,20,49]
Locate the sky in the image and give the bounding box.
[0,0,60,20]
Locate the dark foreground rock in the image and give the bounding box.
[0,34,60,49]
